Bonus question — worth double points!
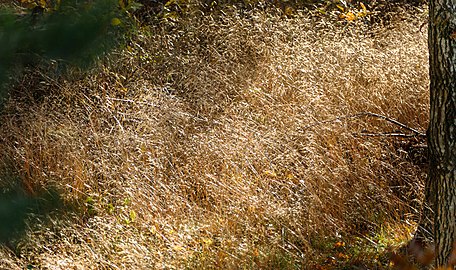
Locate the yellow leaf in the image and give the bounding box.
[201,237,213,246]
[317,8,326,15]
[336,5,345,11]
[263,170,277,178]
[344,12,356,21]
[358,3,369,17]
[111,18,122,26]
[129,210,137,222]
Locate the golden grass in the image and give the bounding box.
[0,7,429,269]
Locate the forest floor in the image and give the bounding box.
[0,2,430,269]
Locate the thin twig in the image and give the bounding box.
[301,112,426,137]
[354,132,421,138]
[359,112,425,136]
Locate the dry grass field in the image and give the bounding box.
[0,4,429,269]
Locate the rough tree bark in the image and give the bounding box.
[426,0,456,267]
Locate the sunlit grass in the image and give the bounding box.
[0,6,429,269]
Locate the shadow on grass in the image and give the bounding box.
[0,175,62,249]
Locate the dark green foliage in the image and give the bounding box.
[0,0,123,103]
[0,189,30,244]
[0,180,61,244]
[32,0,121,63]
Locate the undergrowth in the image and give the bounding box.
[0,4,429,269]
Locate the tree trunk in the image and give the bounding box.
[427,0,456,267]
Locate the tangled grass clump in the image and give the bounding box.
[0,6,429,269]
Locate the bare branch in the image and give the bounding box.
[353,132,421,138]
[301,112,426,137]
